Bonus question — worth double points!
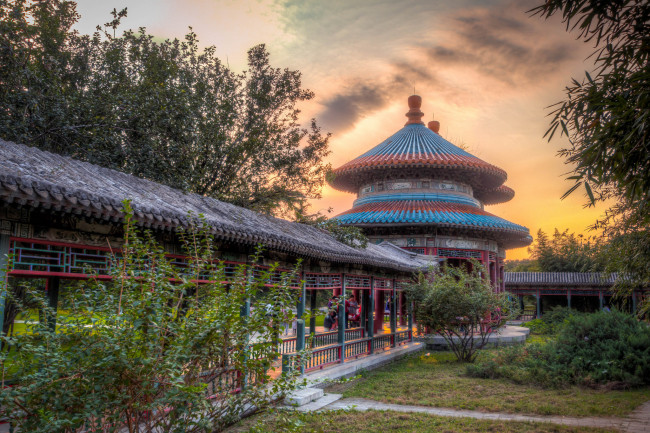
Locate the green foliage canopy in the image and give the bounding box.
[528,228,605,273]
[0,1,331,216]
[506,228,605,273]
[531,0,649,211]
[531,0,650,309]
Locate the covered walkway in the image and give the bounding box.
[0,139,436,394]
[505,272,648,318]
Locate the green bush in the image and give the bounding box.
[468,310,650,387]
[466,345,532,384]
[524,306,579,335]
[542,306,576,327]
[553,310,650,386]
[524,319,551,335]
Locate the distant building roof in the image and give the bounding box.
[0,140,434,273]
[505,272,617,286]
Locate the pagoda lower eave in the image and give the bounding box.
[335,200,532,249]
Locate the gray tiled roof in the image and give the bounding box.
[505,272,617,286]
[0,140,434,272]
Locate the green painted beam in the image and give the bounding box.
[390,282,397,344]
[46,277,60,332]
[338,274,346,360]
[0,234,9,335]
[368,279,374,354]
[296,281,306,352]
[309,289,317,335]
[0,234,10,332]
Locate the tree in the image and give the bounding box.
[503,259,540,272]
[528,228,605,273]
[0,206,308,432]
[0,1,330,216]
[293,203,368,248]
[406,262,515,363]
[532,0,650,310]
[532,0,649,211]
[505,229,604,273]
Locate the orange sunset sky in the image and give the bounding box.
[76,0,612,260]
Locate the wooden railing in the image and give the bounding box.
[344,338,371,359]
[372,334,392,351]
[279,327,365,354]
[281,329,412,373]
[278,337,297,354]
[396,330,411,345]
[201,368,242,397]
[343,327,365,341]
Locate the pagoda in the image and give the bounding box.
[328,95,533,290]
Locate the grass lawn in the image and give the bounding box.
[226,409,616,433]
[324,352,650,417]
[312,315,324,327]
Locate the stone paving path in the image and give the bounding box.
[318,397,650,432]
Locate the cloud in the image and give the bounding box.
[423,2,575,85]
[309,0,585,134]
[319,85,388,132]
[317,63,443,133]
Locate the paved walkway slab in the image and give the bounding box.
[284,387,323,406]
[323,398,628,431]
[294,393,343,412]
[308,397,650,433]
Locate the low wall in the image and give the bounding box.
[424,325,530,351]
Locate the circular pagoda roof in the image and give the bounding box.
[334,200,532,248]
[328,95,532,249]
[328,95,510,196]
[329,123,508,193]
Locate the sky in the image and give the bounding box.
[75,0,612,260]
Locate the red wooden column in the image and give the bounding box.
[399,291,406,325]
[374,289,384,334]
[481,251,488,274]
[478,251,489,290]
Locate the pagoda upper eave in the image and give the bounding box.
[328,121,509,194]
[329,163,507,194]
